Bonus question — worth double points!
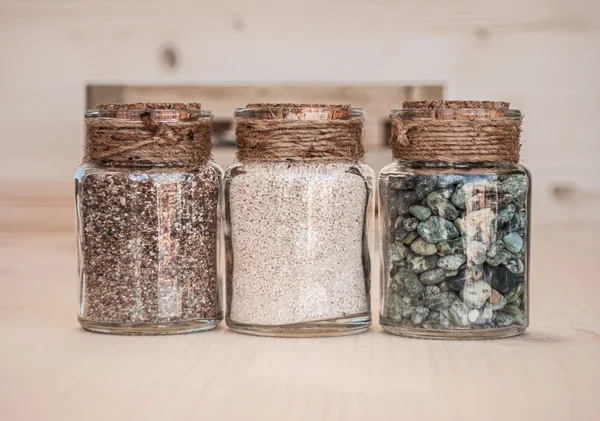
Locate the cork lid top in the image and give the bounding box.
[402,100,510,110]
[86,103,212,121]
[393,100,521,120]
[236,103,363,121]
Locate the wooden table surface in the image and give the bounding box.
[1,220,599,421]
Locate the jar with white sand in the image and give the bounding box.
[225,104,374,337]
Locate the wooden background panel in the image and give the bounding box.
[0,0,598,223]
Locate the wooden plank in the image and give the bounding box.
[0,182,74,233]
[1,0,598,30]
[0,222,599,420]
[0,1,598,219]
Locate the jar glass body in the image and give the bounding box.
[76,161,223,334]
[224,161,374,337]
[379,161,530,339]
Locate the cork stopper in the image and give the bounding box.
[246,103,348,109]
[93,103,204,121]
[242,103,353,120]
[390,100,522,163]
[403,100,510,110]
[96,103,201,110]
[85,103,212,166]
[235,103,364,162]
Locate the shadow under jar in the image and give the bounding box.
[76,103,223,335]
[379,101,530,339]
[225,104,374,337]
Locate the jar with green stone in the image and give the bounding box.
[379,101,530,339]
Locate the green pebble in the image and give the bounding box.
[442,300,471,326]
[409,205,432,221]
[439,312,452,329]
[385,306,403,322]
[514,251,524,259]
[407,253,438,274]
[418,216,460,243]
[500,175,528,198]
[503,232,524,253]
[410,238,438,256]
[498,204,516,225]
[402,231,419,245]
[411,306,430,325]
[424,285,442,296]
[494,312,515,327]
[513,313,526,325]
[503,305,521,316]
[437,253,466,271]
[471,303,494,325]
[394,216,405,229]
[486,249,512,267]
[450,185,466,209]
[504,283,525,303]
[403,217,419,232]
[402,271,425,297]
[487,240,504,258]
[396,191,420,214]
[437,238,464,255]
[461,280,492,309]
[396,297,415,318]
[427,191,460,220]
[424,292,458,310]
[414,177,438,198]
[508,210,527,232]
[453,217,466,235]
[419,268,446,286]
[389,242,408,263]
[395,228,409,241]
[503,258,525,275]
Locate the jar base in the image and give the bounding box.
[78,316,222,335]
[226,313,371,338]
[380,318,526,340]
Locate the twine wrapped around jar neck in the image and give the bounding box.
[390,101,522,164]
[84,103,213,167]
[235,104,365,163]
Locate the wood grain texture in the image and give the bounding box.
[0,0,599,224]
[0,204,599,420]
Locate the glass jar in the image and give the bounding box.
[379,101,530,339]
[76,103,223,334]
[225,104,374,337]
